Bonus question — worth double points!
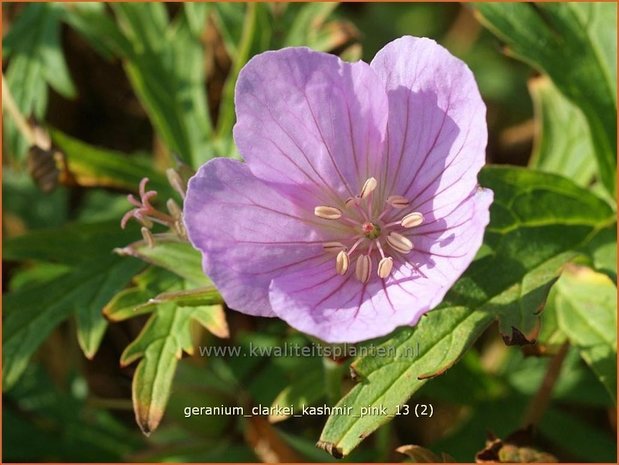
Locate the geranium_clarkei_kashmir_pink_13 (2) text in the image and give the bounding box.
[184,36,493,343]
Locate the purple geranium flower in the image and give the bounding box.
[184,36,493,343]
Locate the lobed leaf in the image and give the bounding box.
[115,238,212,287]
[62,3,213,167]
[318,167,615,457]
[3,255,144,388]
[3,3,76,160]
[551,266,617,402]
[4,221,139,265]
[121,300,227,434]
[50,129,172,195]
[474,3,617,197]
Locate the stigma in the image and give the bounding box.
[315,177,424,283]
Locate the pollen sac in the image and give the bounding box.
[360,177,378,199]
[377,257,393,279]
[336,250,349,275]
[314,205,342,220]
[386,195,410,208]
[386,232,413,254]
[355,255,372,283]
[401,212,424,228]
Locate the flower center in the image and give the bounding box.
[314,177,424,283]
[362,222,381,239]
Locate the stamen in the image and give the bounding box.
[141,227,155,248]
[387,195,410,209]
[345,196,359,208]
[401,212,424,228]
[360,177,378,199]
[314,205,343,220]
[355,255,372,283]
[375,239,387,259]
[167,198,182,219]
[323,241,346,252]
[348,237,365,255]
[166,168,186,199]
[377,257,393,278]
[386,232,413,254]
[336,250,349,275]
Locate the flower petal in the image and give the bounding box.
[268,187,492,342]
[184,158,327,317]
[395,186,494,322]
[370,36,487,216]
[269,263,419,344]
[234,47,389,205]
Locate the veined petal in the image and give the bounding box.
[269,262,422,344]
[184,158,327,317]
[370,36,487,215]
[393,187,493,322]
[234,47,389,205]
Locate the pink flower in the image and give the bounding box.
[184,36,493,343]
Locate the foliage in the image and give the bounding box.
[2,2,616,462]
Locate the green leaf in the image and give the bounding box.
[49,129,172,195]
[62,3,213,167]
[317,166,615,457]
[3,255,144,390]
[551,266,617,402]
[528,76,595,187]
[215,3,261,139]
[4,221,140,265]
[121,300,227,434]
[270,361,325,423]
[115,238,211,287]
[475,3,617,197]
[103,267,182,322]
[59,3,133,58]
[282,3,339,47]
[103,267,224,338]
[586,223,617,281]
[112,3,213,166]
[3,166,68,230]
[3,3,76,160]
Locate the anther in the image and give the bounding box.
[336,250,349,275]
[134,212,154,229]
[323,241,346,252]
[401,212,424,228]
[377,257,393,278]
[167,198,182,219]
[355,255,372,283]
[141,227,155,248]
[387,195,410,209]
[314,206,343,220]
[166,168,186,199]
[386,232,413,254]
[360,177,378,199]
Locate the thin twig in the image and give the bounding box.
[2,73,36,145]
[521,341,570,427]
